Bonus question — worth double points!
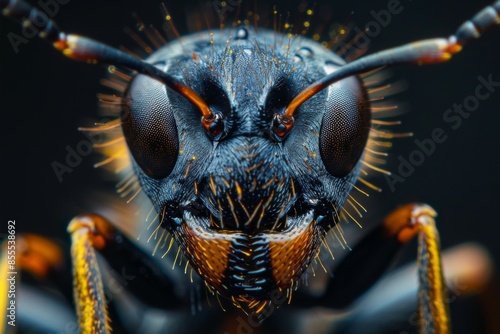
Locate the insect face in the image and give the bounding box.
[2,1,500,332]
[121,28,371,305]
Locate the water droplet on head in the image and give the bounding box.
[235,27,248,40]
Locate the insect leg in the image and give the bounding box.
[68,213,183,322]
[68,216,110,334]
[411,206,449,334]
[335,243,496,334]
[318,204,449,332]
[381,204,450,333]
[377,204,450,334]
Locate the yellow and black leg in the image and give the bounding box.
[67,213,184,333]
[312,204,449,333]
[67,215,112,334]
[377,204,449,333]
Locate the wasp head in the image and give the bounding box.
[121,27,370,311]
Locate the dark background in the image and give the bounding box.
[1,0,499,331]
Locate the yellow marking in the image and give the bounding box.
[238,201,250,219]
[290,177,296,197]
[119,182,139,198]
[287,285,293,304]
[184,159,193,178]
[321,237,335,260]
[226,193,240,228]
[172,247,181,270]
[346,198,363,218]
[347,193,367,213]
[116,175,138,193]
[217,199,225,228]
[108,66,132,81]
[365,147,389,156]
[330,227,346,250]
[220,177,231,189]
[347,181,370,197]
[234,180,243,201]
[116,170,135,188]
[336,219,350,249]
[209,174,217,196]
[92,137,125,148]
[367,84,391,94]
[302,143,317,157]
[245,161,264,173]
[341,206,362,228]
[359,168,369,176]
[93,151,122,168]
[100,78,127,92]
[205,259,214,270]
[256,206,266,230]
[367,139,393,147]
[370,105,398,112]
[358,177,382,192]
[245,200,263,226]
[263,190,275,209]
[153,229,167,257]
[250,178,258,192]
[414,206,449,333]
[367,96,385,102]
[370,129,413,138]
[371,119,402,125]
[144,205,156,223]
[241,153,259,159]
[255,301,268,314]
[363,153,387,165]
[235,143,260,151]
[262,175,276,190]
[78,120,122,132]
[68,218,110,334]
[304,159,312,173]
[361,160,391,175]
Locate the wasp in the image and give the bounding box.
[1,0,499,333]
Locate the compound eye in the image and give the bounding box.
[121,73,179,179]
[319,77,370,178]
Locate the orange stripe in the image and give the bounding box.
[179,223,232,292]
[265,219,321,290]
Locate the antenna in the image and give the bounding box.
[1,0,218,131]
[274,2,500,136]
